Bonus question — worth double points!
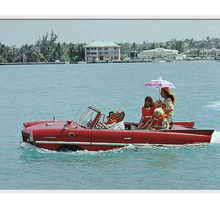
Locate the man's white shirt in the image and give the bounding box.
[108,121,125,130]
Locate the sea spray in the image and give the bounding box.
[211,131,220,143]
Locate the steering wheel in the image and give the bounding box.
[86,120,93,128]
[95,121,103,129]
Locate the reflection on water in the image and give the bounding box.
[148,151,177,169]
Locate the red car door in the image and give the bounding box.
[57,128,92,151]
[91,129,132,151]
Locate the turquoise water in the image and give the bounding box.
[1,61,220,190]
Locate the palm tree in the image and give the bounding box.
[150,42,156,50]
[189,38,195,50]
[131,42,137,51]
[68,43,77,62]
[175,40,184,53]
[0,43,8,62]
[35,30,59,62]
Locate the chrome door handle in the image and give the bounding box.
[124,137,131,140]
[69,133,75,137]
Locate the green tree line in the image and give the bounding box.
[119,37,220,59]
[1,31,220,63]
[0,30,85,63]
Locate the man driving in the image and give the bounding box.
[102,110,125,130]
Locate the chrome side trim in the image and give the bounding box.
[94,142,126,146]
[35,141,127,146]
[35,141,90,145]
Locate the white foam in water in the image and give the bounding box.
[19,141,58,153]
[19,142,207,155]
[19,141,35,149]
[211,131,220,143]
[206,101,220,110]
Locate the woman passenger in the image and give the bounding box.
[142,99,163,129]
[138,96,155,129]
[160,87,178,128]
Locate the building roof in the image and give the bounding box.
[84,41,121,48]
[142,48,178,53]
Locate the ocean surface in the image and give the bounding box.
[1,61,220,190]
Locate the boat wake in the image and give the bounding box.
[211,131,220,143]
[19,141,34,149]
[19,141,208,155]
[19,142,57,154]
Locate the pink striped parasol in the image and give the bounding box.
[145,76,176,98]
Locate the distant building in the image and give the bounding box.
[187,48,219,58]
[84,41,121,62]
[139,48,179,61]
[130,51,138,60]
[176,54,187,61]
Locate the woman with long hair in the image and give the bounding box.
[138,96,155,129]
[160,87,178,127]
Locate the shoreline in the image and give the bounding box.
[0,62,71,65]
[0,59,217,65]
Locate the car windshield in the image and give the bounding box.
[75,107,98,128]
[94,114,106,129]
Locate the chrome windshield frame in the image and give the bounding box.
[94,114,106,129]
[75,106,101,129]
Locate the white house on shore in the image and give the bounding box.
[84,41,121,62]
[139,48,179,61]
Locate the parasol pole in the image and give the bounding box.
[159,87,161,100]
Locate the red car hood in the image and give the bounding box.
[23,120,81,131]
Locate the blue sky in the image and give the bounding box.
[1,19,220,46]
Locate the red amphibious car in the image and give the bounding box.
[21,106,214,151]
